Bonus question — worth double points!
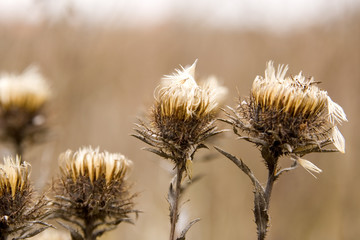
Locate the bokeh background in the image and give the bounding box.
[0,0,359,239]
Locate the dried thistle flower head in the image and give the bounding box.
[0,66,51,154]
[228,61,347,175]
[0,156,29,198]
[158,60,227,120]
[135,60,227,177]
[52,146,138,240]
[59,146,132,185]
[0,66,51,112]
[0,156,51,239]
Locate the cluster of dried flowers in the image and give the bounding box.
[0,68,138,240]
[0,61,347,240]
[135,60,347,240]
[0,67,53,240]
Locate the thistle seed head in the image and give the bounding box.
[53,146,138,237]
[0,66,50,113]
[149,60,227,168]
[0,66,51,147]
[0,156,50,238]
[0,156,29,198]
[229,61,347,174]
[157,60,227,120]
[59,146,133,185]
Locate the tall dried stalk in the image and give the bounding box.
[0,66,51,161]
[134,60,226,240]
[217,61,347,239]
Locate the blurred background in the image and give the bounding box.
[0,0,359,239]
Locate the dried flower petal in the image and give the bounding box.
[331,126,346,153]
[59,146,132,185]
[295,156,322,178]
[0,156,29,197]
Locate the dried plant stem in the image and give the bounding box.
[215,146,282,240]
[254,149,279,240]
[84,218,96,240]
[256,165,277,240]
[169,165,184,240]
[14,139,24,159]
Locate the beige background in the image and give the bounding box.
[0,9,359,240]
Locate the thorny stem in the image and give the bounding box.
[83,217,96,240]
[169,165,183,240]
[256,148,279,240]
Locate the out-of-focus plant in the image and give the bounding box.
[134,60,227,240]
[51,146,139,240]
[216,61,347,240]
[0,156,51,240]
[0,66,51,159]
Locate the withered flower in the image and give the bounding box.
[0,156,51,240]
[134,60,226,240]
[0,66,51,157]
[136,60,227,176]
[217,61,347,240]
[52,146,138,240]
[228,61,347,174]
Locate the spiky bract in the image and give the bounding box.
[52,146,138,240]
[225,61,347,174]
[135,60,227,173]
[0,156,50,239]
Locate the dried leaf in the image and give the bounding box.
[57,221,83,240]
[177,218,201,240]
[143,147,172,159]
[253,188,268,240]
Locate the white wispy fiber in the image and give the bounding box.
[295,156,322,178]
[157,60,227,119]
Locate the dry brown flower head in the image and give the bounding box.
[0,156,51,239]
[59,146,132,185]
[135,60,227,177]
[227,61,347,175]
[0,156,29,198]
[0,66,51,154]
[52,146,138,240]
[0,66,50,112]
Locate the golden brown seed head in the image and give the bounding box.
[156,60,227,121]
[248,61,347,153]
[59,146,133,185]
[0,156,30,197]
[0,66,51,112]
